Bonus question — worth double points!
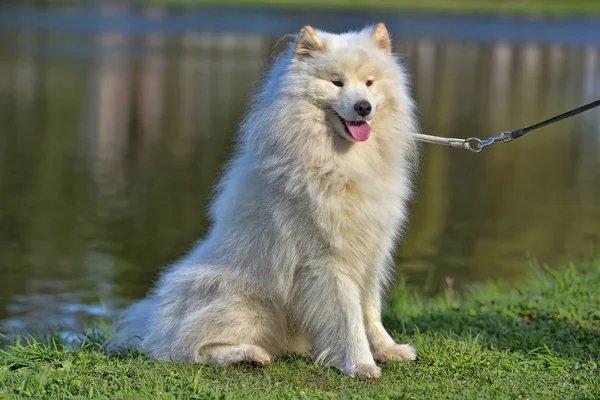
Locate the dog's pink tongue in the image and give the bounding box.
[346,122,371,142]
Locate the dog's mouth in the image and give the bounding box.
[334,112,371,142]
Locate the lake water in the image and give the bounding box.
[1,4,599,335]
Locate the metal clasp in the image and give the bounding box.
[465,131,513,153]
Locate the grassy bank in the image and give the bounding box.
[144,0,600,16]
[2,261,600,399]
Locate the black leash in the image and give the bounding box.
[470,98,600,152]
[413,99,600,152]
[510,98,600,140]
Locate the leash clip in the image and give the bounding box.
[465,131,513,153]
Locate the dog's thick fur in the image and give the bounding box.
[113,23,419,381]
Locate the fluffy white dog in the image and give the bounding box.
[114,23,419,381]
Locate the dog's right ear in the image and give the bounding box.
[294,26,324,58]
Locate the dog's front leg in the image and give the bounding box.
[293,264,380,381]
[363,273,417,363]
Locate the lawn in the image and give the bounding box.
[1,261,599,399]
[142,0,600,16]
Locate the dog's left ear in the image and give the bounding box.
[371,23,391,53]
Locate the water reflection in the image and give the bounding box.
[0,13,599,335]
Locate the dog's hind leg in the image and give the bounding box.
[171,295,286,366]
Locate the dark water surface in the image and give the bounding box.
[1,5,599,335]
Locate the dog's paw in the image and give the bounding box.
[246,346,271,367]
[348,364,382,381]
[374,343,417,363]
[202,344,271,367]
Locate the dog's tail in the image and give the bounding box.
[106,297,155,353]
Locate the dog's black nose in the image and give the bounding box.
[354,101,372,117]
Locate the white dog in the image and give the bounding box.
[113,23,419,381]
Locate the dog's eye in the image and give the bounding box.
[332,81,344,87]
[366,80,373,87]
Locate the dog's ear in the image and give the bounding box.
[295,26,324,58]
[371,23,391,53]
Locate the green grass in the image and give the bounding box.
[140,0,600,16]
[2,261,600,399]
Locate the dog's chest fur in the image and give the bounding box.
[307,153,407,270]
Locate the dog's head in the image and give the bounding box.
[289,23,402,143]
